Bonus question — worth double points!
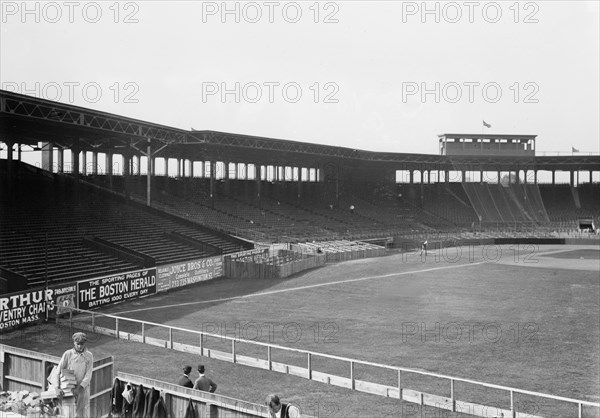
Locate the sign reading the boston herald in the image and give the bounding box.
[77,268,156,310]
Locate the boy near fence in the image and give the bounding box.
[54,332,94,418]
[266,394,300,418]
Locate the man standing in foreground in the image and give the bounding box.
[178,365,194,388]
[193,365,217,393]
[55,332,94,417]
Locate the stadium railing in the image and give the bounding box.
[58,308,600,418]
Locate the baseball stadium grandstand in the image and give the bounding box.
[1,89,599,417]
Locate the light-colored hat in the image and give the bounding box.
[72,332,87,343]
[122,384,134,404]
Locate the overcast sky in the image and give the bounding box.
[1,1,599,156]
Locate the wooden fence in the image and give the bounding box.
[115,372,309,418]
[0,344,114,417]
[225,254,326,280]
[58,309,600,418]
[297,241,387,262]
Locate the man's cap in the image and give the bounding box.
[72,332,87,343]
[266,394,280,406]
[197,365,205,373]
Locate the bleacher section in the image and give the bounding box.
[119,178,436,242]
[0,162,251,288]
[539,184,577,223]
[578,183,600,216]
[539,183,600,230]
[462,183,549,224]
[82,174,600,243]
[122,178,333,242]
[23,164,598,250]
[298,240,387,261]
[422,183,479,226]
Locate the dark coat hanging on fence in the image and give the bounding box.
[152,396,168,418]
[144,387,160,418]
[109,378,123,417]
[132,384,146,418]
[184,398,197,418]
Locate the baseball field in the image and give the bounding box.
[2,244,599,417]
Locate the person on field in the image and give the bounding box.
[55,332,94,418]
[193,365,217,393]
[420,240,428,256]
[178,366,194,388]
[265,394,300,418]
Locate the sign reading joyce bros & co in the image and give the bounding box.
[157,256,223,292]
[78,268,157,310]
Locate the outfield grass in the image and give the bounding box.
[2,245,599,417]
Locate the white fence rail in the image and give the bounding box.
[59,308,600,418]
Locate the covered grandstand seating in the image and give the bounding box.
[421,183,479,226]
[12,154,597,262]
[462,183,549,224]
[0,161,251,288]
[540,183,600,230]
[85,172,600,243]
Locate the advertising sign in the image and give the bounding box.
[77,268,156,310]
[225,248,269,263]
[0,288,54,331]
[157,256,223,292]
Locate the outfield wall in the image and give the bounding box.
[0,247,294,332]
[395,236,600,250]
[2,238,596,333]
[0,253,224,333]
[225,253,326,280]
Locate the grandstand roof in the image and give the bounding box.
[1,90,599,172]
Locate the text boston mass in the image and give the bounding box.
[0,289,55,329]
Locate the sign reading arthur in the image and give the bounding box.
[78,268,157,310]
[0,289,55,330]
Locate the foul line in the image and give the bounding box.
[111,261,485,316]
